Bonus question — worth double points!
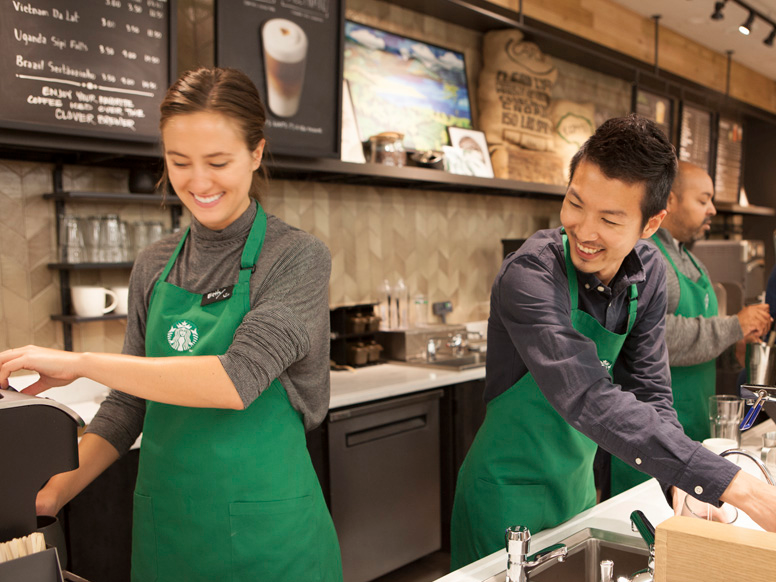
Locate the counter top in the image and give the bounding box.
[330,363,485,408]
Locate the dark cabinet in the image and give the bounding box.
[326,390,444,582]
[61,450,139,582]
[439,379,487,550]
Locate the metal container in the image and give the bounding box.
[378,324,467,362]
[746,342,776,386]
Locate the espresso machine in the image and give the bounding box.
[0,387,85,581]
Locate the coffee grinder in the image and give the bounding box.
[0,387,84,581]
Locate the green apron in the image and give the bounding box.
[131,202,343,582]
[450,233,637,569]
[610,234,717,495]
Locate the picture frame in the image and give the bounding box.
[341,79,366,163]
[344,20,472,152]
[445,127,494,178]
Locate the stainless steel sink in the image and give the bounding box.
[483,528,650,582]
[400,353,486,371]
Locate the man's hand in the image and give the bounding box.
[737,304,773,341]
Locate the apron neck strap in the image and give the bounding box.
[239,200,267,284]
[561,230,580,311]
[159,226,190,283]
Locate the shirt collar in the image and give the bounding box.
[574,245,646,296]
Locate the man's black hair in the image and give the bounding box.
[568,114,678,227]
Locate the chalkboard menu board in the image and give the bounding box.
[678,103,712,173]
[714,117,744,204]
[0,0,173,151]
[215,0,342,158]
[635,88,672,140]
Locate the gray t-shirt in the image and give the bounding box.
[85,202,332,455]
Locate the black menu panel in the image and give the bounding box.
[678,103,712,174]
[0,0,172,146]
[215,0,343,158]
[635,88,672,140]
[714,117,744,203]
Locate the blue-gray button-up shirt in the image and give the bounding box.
[485,228,738,504]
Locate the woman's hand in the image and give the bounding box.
[36,478,67,516]
[0,345,84,395]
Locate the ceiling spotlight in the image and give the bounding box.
[711,1,725,20]
[765,28,776,46]
[739,10,755,35]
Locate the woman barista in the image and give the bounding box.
[0,67,343,582]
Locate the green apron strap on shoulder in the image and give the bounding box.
[159,227,191,282]
[238,201,267,286]
[561,232,580,311]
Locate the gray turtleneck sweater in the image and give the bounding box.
[85,202,332,455]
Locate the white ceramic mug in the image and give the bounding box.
[113,286,130,316]
[71,286,117,317]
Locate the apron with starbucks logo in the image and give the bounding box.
[450,233,638,569]
[131,202,342,582]
[610,234,717,495]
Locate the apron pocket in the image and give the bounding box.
[229,496,321,582]
[475,478,548,535]
[131,493,158,582]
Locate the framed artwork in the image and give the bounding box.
[344,21,472,152]
[445,127,494,178]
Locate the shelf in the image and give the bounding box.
[331,331,381,340]
[43,191,182,205]
[268,156,566,198]
[51,314,127,323]
[715,202,775,217]
[48,262,134,270]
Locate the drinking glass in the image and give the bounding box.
[100,214,124,263]
[682,495,738,524]
[58,216,85,263]
[709,395,744,446]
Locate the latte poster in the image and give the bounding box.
[216,0,342,158]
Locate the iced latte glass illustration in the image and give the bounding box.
[262,18,308,118]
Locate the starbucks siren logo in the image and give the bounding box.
[600,359,613,372]
[167,320,199,352]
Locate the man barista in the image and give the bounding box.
[450,115,776,570]
[610,161,773,495]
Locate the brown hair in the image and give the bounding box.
[158,67,268,201]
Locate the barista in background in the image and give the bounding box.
[610,161,772,496]
[0,67,342,582]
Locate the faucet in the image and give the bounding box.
[425,333,467,361]
[720,448,776,485]
[426,338,438,361]
[505,525,567,582]
[601,511,655,582]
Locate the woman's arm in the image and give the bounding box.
[0,347,243,409]
[36,433,121,516]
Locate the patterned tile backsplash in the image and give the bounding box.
[0,159,561,354]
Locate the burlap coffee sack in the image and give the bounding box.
[549,100,595,181]
[478,29,557,151]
